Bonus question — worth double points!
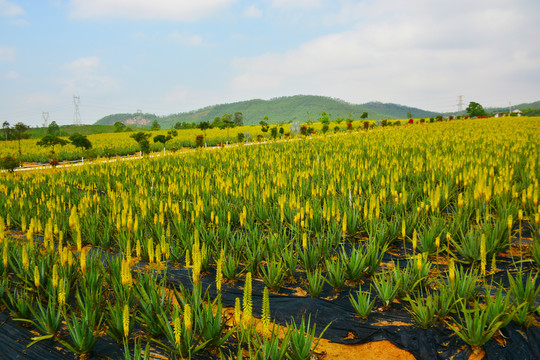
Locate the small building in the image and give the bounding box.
[494,109,522,117]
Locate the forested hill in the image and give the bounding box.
[94,95,441,128]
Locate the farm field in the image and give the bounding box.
[0,117,539,359]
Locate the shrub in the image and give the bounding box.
[381,119,388,127]
[346,122,353,131]
[408,119,414,124]
[237,132,245,143]
[419,118,425,124]
[363,121,369,129]
[195,135,204,148]
[300,125,308,136]
[1,155,19,172]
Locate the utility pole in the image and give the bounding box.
[73,95,81,125]
[42,112,49,128]
[457,95,464,114]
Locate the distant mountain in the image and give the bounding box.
[94,95,441,128]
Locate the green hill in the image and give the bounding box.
[95,95,440,128]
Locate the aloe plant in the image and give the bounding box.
[350,290,375,319]
[124,336,150,360]
[340,245,367,283]
[305,268,325,297]
[446,301,505,354]
[61,312,103,356]
[251,324,291,360]
[406,292,437,328]
[259,259,285,292]
[286,316,329,360]
[372,271,402,307]
[508,270,540,311]
[324,258,346,292]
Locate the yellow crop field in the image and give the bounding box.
[0,117,538,359]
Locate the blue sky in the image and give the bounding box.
[1,0,539,127]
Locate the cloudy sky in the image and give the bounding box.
[1,0,539,127]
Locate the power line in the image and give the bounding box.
[41,112,49,128]
[73,95,81,126]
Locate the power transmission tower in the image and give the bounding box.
[42,112,49,128]
[73,95,81,125]
[457,95,464,114]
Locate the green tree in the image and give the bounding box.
[260,116,270,133]
[36,135,68,156]
[220,117,235,143]
[69,133,92,150]
[114,122,126,132]
[197,121,212,145]
[13,122,30,165]
[234,112,244,126]
[153,134,172,147]
[318,112,330,125]
[130,132,152,154]
[360,112,368,120]
[2,121,9,141]
[150,119,161,131]
[466,102,488,117]
[47,121,60,136]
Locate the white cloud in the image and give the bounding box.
[167,32,203,46]
[65,56,100,73]
[243,5,262,18]
[69,0,236,20]
[0,46,16,61]
[0,0,25,17]
[271,0,321,9]
[231,0,540,111]
[4,70,18,79]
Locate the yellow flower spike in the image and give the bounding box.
[80,247,87,276]
[76,229,82,252]
[185,249,190,269]
[401,221,406,239]
[155,244,161,264]
[216,249,224,293]
[234,297,242,326]
[148,238,154,264]
[262,287,270,338]
[52,264,59,288]
[123,304,130,338]
[491,254,497,273]
[416,253,422,273]
[121,258,132,287]
[34,265,40,288]
[412,229,417,253]
[174,314,181,349]
[184,303,192,333]
[22,246,29,270]
[136,239,141,258]
[242,272,252,328]
[518,209,523,221]
[2,243,7,269]
[302,232,307,250]
[58,280,66,306]
[449,258,455,283]
[435,236,440,250]
[480,234,486,277]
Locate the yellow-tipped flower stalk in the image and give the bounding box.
[184,303,192,333]
[121,258,133,287]
[234,297,242,326]
[52,264,59,288]
[80,247,87,276]
[242,272,252,328]
[34,265,40,288]
[449,258,455,283]
[416,253,422,273]
[22,246,29,270]
[262,287,270,338]
[173,314,181,349]
[123,304,130,338]
[480,234,486,277]
[302,232,307,250]
[412,229,417,253]
[216,249,224,293]
[58,280,66,306]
